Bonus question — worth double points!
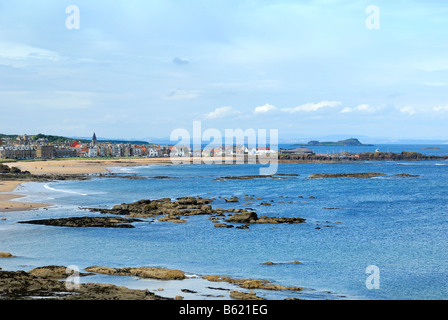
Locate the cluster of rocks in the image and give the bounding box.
[85,196,306,229]
[0,264,308,300]
[89,196,215,219]
[260,261,302,265]
[0,268,169,300]
[214,174,300,181]
[203,275,304,292]
[19,216,143,228]
[225,211,305,225]
[308,172,420,179]
[84,266,186,280]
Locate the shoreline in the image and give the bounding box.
[0,181,51,212]
[0,159,335,300]
[1,155,445,212]
[0,156,444,300]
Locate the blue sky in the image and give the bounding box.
[0,0,447,141]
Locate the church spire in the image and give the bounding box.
[92,132,97,146]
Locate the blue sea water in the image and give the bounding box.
[1,154,447,300]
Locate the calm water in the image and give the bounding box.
[1,156,447,300]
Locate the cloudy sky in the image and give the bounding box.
[1,0,448,141]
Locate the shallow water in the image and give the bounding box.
[1,160,447,300]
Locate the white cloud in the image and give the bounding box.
[0,41,60,67]
[399,106,417,115]
[340,104,372,113]
[281,100,342,113]
[434,105,448,112]
[204,106,241,119]
[253,103,277,114]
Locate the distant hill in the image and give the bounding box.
[0,133,150,145]
[0,133,90,144]
[296,138,373,147]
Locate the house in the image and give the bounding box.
[77,147,89,157]
[255,147,277,155]
[169,146,189,157]
[36,146,55,159]
[211,148,221,157]
[70,141,81,148]
[88,147,98,157]
[0,146,36,159]
[146,147,159,157]
[54,148,77,158]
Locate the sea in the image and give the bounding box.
[1,144,447,300]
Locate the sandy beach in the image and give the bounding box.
[0,181,51,212]
[4,158,177,176]
[0,156,299,212]
[0,157,199,212]
[0,157,185,212]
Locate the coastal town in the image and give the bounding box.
[0,133,288,160]
[2,133,447,163]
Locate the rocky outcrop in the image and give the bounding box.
[229,290,265,300]
[226,212,305,225]
[85,266,186,280]
[0,252,14,258]
[225,211,258,223]
[203,275,304,292]
[19,217,143,228]
[28,266,92,279]
[391,173,420,177]
[0,269,168,300]
[260,261,302,265]
[88,197,215,219]
[86,196,306,227]
[214,223,234,228]
[309,172,420,179]
[214,174,299,181]
[308,172,386,179]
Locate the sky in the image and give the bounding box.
[0,0,448,142]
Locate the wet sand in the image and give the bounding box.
[0,181,50,212]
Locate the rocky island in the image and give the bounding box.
[296,138,373,147]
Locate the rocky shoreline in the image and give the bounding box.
[308,172,420,179]
[0,264,311,300]
[0,268,170,300]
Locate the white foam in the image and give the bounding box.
[44,183,88,196]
